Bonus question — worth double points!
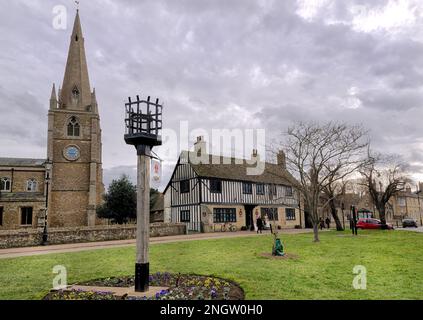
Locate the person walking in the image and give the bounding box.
[319,217,325,230]
[256,216,263,234]
[325,217,331,229]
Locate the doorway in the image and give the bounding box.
[244,205,256,231]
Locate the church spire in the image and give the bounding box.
[50,83,57,100]
[50,83,57,110]
[59,10,91,111]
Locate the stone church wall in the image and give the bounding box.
[0,223,186,249]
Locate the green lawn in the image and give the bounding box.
[1,230,422,300]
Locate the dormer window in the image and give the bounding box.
[75,34,79,42]
[0,177,11,192]
[67,116,80,137]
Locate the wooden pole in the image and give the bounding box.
[135,146,150,292]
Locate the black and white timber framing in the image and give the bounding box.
[164,149,300,232]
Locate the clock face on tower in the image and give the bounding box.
[63,145,80,161]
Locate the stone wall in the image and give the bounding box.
[0,200,46,230]
[0,223,186,249]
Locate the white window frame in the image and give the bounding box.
[26,179,38,192]
[0,177,11,192]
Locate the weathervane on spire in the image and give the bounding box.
[75,1,80,10]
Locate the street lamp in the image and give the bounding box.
[351,205,358,235]
[124,95,162,292]
[42,159,52,245]
[298,196,302,229]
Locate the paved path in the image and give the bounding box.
[397,226,423,233]
[0,229,312,259]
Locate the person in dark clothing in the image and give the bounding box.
[319,217,325,230]
[256,217,263,234]
[325,217,331,229]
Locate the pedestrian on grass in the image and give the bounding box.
[256,217,263,234]
[319,217,325,230]
[325,217,331,229]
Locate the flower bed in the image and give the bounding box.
[44,289,119,300]
[43,273,244,300]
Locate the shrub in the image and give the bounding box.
[96,175,136,224]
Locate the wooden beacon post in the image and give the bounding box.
[124,95,163,292]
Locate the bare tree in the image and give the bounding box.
[360,153,411,227]
[322,179,348,231]
[271,122,369,242]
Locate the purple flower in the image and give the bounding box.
[210,289,217,299]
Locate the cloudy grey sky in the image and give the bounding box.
[1,0,422,190]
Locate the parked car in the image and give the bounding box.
[402,218,418,228]
[356,218,394,230]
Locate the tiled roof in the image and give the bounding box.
[0,158,46,167]
[186,152,298,186]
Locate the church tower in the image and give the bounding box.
[47,10,104,227]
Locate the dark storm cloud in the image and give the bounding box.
[0,0,422,188]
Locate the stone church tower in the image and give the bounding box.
[47,10,104,227]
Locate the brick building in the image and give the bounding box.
[0,11,104,230]
[315,183,423,228]
[388,183,423,225]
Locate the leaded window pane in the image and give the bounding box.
[213,208,236,223]
[286,208,296,220]
[242,182,252,194]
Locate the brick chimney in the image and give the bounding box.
[277,150,286,169]
[251,149,260,163]
[406,185,412,194]
[194,136,207,156]
[419,182,423,193]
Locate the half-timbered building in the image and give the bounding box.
[164,137,304,232]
